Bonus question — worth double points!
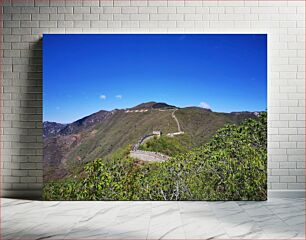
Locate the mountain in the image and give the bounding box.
[59,110,112,135]
[43,122,67,138]
[43,102,260,181]
[131,101,176,110]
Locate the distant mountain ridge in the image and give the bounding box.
[59,110,112,136]
[43,101,262,181]
[44,110,112,138]
[43,122,67,138]
[130,101,177,110]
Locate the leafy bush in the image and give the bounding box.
[43,113,267,201]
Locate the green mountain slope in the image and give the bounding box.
[175,107,257,147]
[65,109,178,164]
[43,102,259,181]
[43,113,267,201]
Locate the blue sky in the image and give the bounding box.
[43,34,267,124]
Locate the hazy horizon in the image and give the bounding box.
[43,34,267,123]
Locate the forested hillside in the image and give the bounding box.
[43,112,267,201]
[44,102,258,182]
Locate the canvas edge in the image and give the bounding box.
[1,190,304,200]
[1,190,42,200]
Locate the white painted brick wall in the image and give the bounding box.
[1,0,305,198]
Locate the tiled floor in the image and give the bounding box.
[2,198,305,239]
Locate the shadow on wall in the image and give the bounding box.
[4,39,43,200]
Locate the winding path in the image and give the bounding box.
[167,109,184,137]
[172,109,181,132]
[130,150,169,162]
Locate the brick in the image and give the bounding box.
[83,13,99,20]
[28,170,43,177]
[74,21,90,28]
[57,7,73,14]
[39,21,57,28]
[288,183,305,189]
[121,20,139,28]
[12,14,31,20]
[4,6,21,14]
[90,21,107,28]
[12,43,29,50]
[12,170,28,177]
[148,0,167,6]
[279,128,298,135]
[219,14,244,21]
[210,21,234,28]
[121,7,138,14]
[150,14,168,21]
[12,0,34,7]
[289,169,304,176]
[185,14,202,21]
[65,14,83,20]
[271,183,288,189]
[288,155,304,161]
[114,14,129,21]
[139,7,157,13]
[32,13,49,20]
[280,162,296,169]
[269,176,279,183]
[4,176,20,183]
[158,7,176,14]
[280,176,296,183]
[177,7,196,14]
[103,7,121,14]
[20,176,37,183]
[107,21,121,28]
[297,162,305,169]
[74,7,90,14]
[21,21,39,27]
[185,0,202,6]
[12,28,31,35]
[38,6,55,14]
[90,6,104,13]
[218,1,244,6]
[177,21,194,28]
[83,0,99,6]
[58,21,73,28]
[168,14,184,21]
[61,0,80,6]
[50,14,65,20]
[195,7,209,14]
[131,0,147,7]
[49,0,65,6]
[279,142,296,149]
[140,20,158,28]
[99,14,113,20]
[158,21,176,28]
[3,21,20,28]
[35,0,49,6]
[297,176,305,183]
[21,6,39,14]
[287,149,305,155]
[130,14,149,21]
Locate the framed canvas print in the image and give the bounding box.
[43,34,267,200]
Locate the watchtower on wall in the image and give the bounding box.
[152,131,162,136]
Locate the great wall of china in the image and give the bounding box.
[129,108,184,162]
